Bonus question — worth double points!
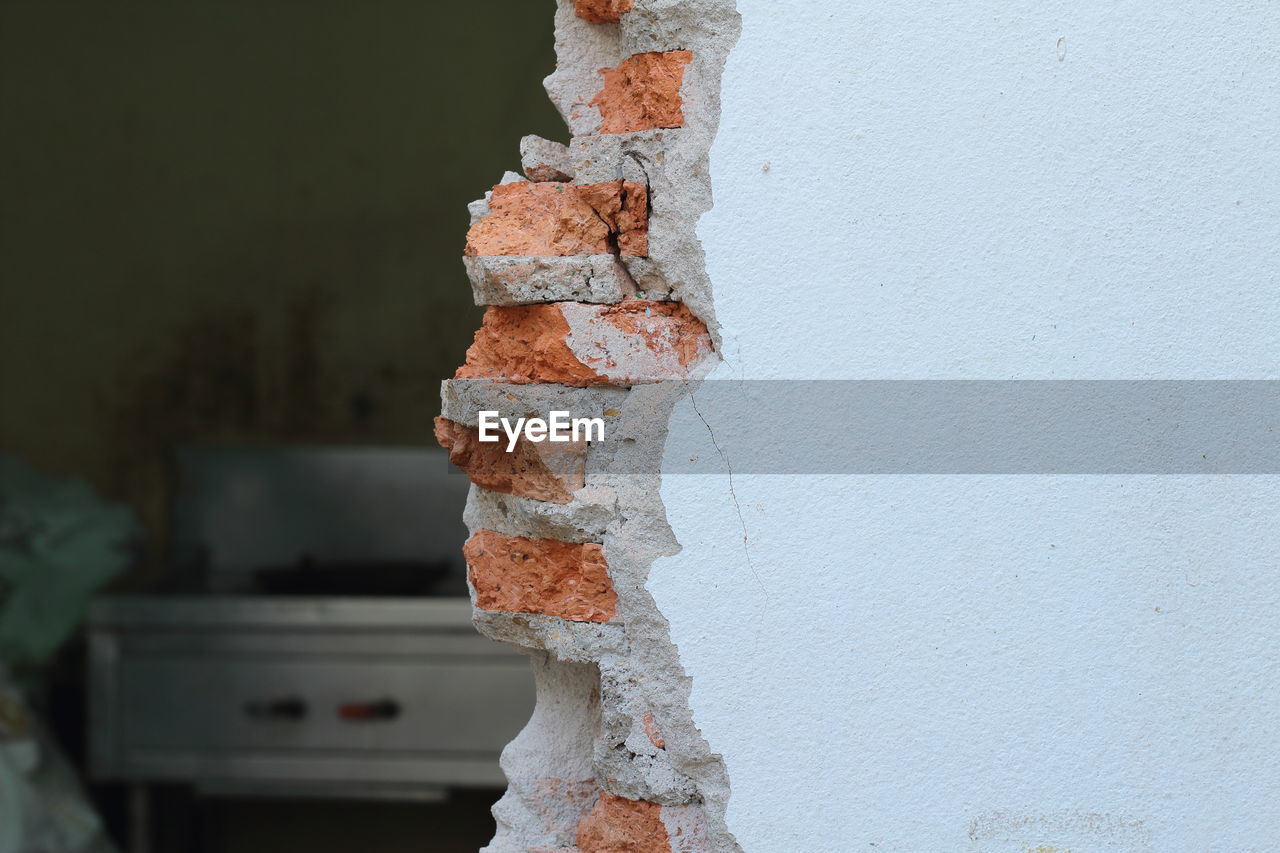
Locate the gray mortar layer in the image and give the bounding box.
[487,654,601,851]
[457,2,743,852]
[440,380,629,426]
[465,486,616,544]
[520,134,576,183]
[464,255,641,305]
[596,652,698,804]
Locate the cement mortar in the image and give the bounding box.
[464,255,637,306]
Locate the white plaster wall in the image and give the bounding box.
[650,2,1280,851]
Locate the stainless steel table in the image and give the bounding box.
[88,596,533,853]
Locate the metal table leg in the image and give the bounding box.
[128,784,150,853]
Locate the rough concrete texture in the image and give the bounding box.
[462,254,676,304]
[465,181,649,257]
[441,377,631,425]
[465,530,618,623]
[659,804,712,853]
[465,485,616,545]
[596,655,697,803]
[445,2,744,852]
[454,302,711,386]
[473,608,627,667]
[521,134,576,183]
[642,713,665,749]
[435,416,586,504]
[487,654,601,852]
[575,0,634,25]
[464,255,637,306]
[591,51,693,134]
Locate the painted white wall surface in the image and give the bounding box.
[650,2,1280,851]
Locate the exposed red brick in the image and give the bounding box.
[464,530,617,623]
[575,0,633,24]
[465,181,648,257]
[577,792,671,853]
[590,51,693,135]
[454,301,712,386]
[455,304,597,385]
[434,416,585,504]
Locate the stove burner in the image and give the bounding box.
[252,555,451,596]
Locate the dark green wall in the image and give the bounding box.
[0,0,563,573]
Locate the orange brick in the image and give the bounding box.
[575,0,633,24]
[454,301,712,387]
[590,51,693,134]
[464,530,617,623]
[465,181,648,257]
[434,416,585,504]
[577,792,670,853]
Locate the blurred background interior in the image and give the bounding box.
[0,2,565,850]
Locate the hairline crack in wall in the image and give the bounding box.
[438,2,743,851]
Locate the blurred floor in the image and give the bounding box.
[148,789,502,853]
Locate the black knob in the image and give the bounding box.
[338,699,401,721]
[244,697,307,720]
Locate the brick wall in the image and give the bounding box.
[437,2,743,851]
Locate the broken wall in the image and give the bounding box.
[442,1,744,851]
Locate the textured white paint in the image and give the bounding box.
[650,2,1280,851]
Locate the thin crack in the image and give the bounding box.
[581,181,632,257]
[625,151,653,195]
[687,386,769,601]
[618,160,651,298]
[584,200,621,255]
